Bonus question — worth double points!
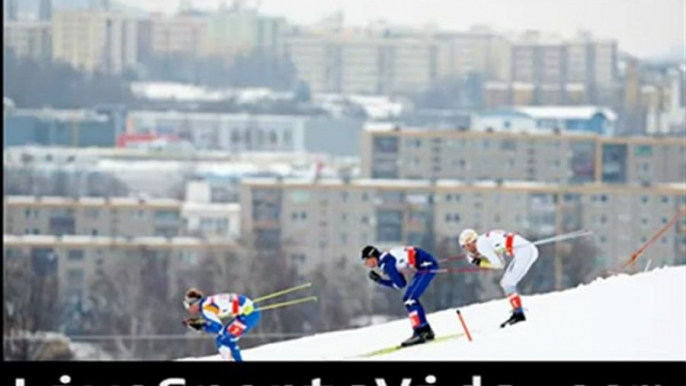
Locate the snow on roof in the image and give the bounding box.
[494,106,618,121]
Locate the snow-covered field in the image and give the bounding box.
[180,266,686,361]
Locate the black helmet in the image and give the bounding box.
[361,245,380,260]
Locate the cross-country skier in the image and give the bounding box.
[182,288,260,361]
[459,229,539,328]
[361,245,439,346]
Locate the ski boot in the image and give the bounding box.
[500,309,526,328]
[401,325,435,347]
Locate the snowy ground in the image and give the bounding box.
[179,266,686,361]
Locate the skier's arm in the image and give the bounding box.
[200,304,224,333]
[476,238,506,269]
[381,257,407,289]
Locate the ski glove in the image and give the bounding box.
[183,317,206,332]
[369,271,383,283]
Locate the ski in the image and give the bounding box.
[356,333,465,358]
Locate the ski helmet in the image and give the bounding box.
[361,245,380,260]
[459,229,478,248]
[183,288,204,309]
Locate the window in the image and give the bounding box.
[341,213,347,221]
[634,145,653,157]
[68,250,84,261]
[376,210,403,242]
[291,190,311,204]
[661,196,670,204]
[641,196,648,204]
[374,136,399,152]
[85,209,99,219]
[67,269,84,282]
[501,140,517,151]
[155,210,179,222]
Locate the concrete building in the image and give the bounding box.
[137,14,208,60]
[472,106,617,135]
[240,177,686,272]
[126,111,364,156]
[52,10,138,74]
[286,31,437,95]
[3,196,183,238]
[3,234,241,316]
[361,126,686,185]
[3,21,52,62]
[203,7,287,59]
[646,67,686,135]
[436,28,511,81]
[3,109,116,148]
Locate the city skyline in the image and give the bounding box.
[110,0,685,59]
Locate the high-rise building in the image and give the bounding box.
[52,10,138,74]
[287,31,437,94]
[3,21,52,62]
[39,0,52,21]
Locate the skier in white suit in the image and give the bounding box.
[459,229,539,328]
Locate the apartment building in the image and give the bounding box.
[3,196,183,238]
[3,193,243,241]
[52,10,138,74]
[204,8,287,58]
[240,178,686,273]
[137,14,208,60]
[126,111,364,155]
[3,235,241,315]
[360,126,686,184]
[3,21,52,62]
[286,31,437,94]
[436,28,511,81]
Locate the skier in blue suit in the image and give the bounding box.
[361,245,439,346]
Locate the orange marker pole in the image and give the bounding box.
[456,310,473,342]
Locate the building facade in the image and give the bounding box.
[126,111,364,155]
[286,31,437,95]
[240,178,686,273]
[3,21,52,62]
[52,10,138,74]
[361,126,686,184]
[3,109,116,148]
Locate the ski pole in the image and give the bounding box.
[416,267,495,275]
[253,282,312,303]
[254,296,318,312]
[437,229,594,264]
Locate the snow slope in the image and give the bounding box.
[180,266,686,361]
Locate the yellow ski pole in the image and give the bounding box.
[254,296,318,312]
[253,282,312,303]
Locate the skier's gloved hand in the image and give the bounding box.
[183,317,206,332]
[369,271,383,283]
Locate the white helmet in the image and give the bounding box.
[459,229,478,248]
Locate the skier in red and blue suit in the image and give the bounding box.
[361,245,439,346]
[182,288,260,361]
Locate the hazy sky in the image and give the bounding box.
[119,0,685,58]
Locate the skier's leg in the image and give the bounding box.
[500,245,539,314]
[403,270,436,331]
[216,310,261,361]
